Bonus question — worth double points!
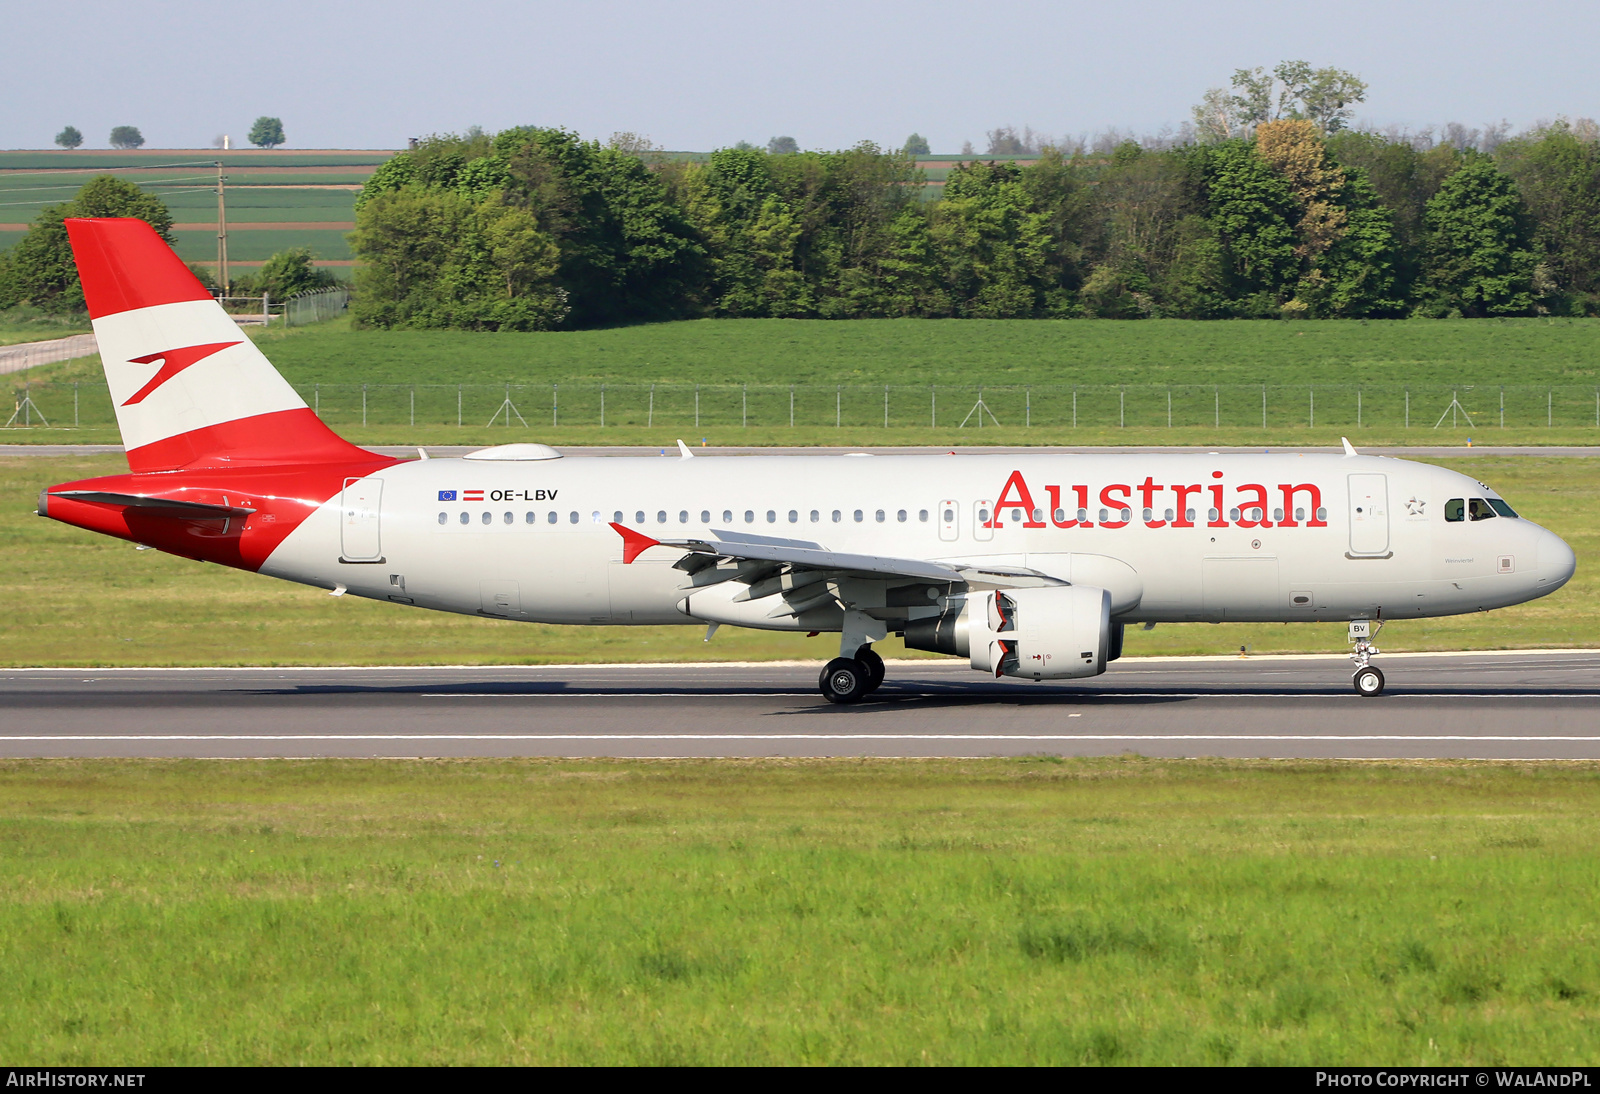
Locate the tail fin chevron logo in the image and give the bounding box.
[123,341,242,406]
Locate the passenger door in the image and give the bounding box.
[1348,473,1390,557]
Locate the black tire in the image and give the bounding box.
[820,657,869,704]
[1353,666,1385,697]
[856,647,886,693]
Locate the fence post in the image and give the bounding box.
[1357,386,1361,429]
[649,384,655,428]
[836,385,840,429]
[600,384,605,429]
[410,385,414,428]
[931,385,935,428]
[790,384,794,428]
[742,383,747,429]
[1166,386,1170,429]
[553,383,559,428]
[1405,387,1409,429]
[1072,386,1077,429]
[885,384,890,429]
[362,384,367,427]
[1549,389,1553,428]
[315,383,319,416]
[1261,385,1266,430]
[1214,385,1218,429]
[1027,386,1032,429]
[1501,386,1505,429]
[695,385,699,430]
[1119,386,1124,429]
[73,382,78,427]
[1309,385,1314,429]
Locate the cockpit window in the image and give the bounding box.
[1487,498,1518,518]
[1445,498,1464,522]
[1468,498,1498,521]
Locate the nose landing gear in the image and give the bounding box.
[1349,619,1385,696]
[819,645,886,704]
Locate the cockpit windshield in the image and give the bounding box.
[1468,498,1498,521]
[1487,498,1518,518]
[1446,497,1518,522]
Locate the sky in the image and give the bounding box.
[4,0,1598,152]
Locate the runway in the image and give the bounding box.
[4,650,1600,760]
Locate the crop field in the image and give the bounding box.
[3,757,1598,1064]
[1,453,1591,666]
[0,147,384,269]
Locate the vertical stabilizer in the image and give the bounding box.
[65,218,370,472]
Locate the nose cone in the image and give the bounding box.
[1535,526,1577,595]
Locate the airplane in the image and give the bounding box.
[36,218,1577,703]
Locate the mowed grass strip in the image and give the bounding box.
[2,454,1594,666]
[2,757,1598,1065]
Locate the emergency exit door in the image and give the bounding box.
[1347,473,1390,557]
[340,477,383,561]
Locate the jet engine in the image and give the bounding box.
[904,586,1116,680]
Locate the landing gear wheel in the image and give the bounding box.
[1353,666,1385,697]
[820,657,869,704]
[856,647,886,694]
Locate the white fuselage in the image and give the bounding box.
[259,451,1575,630]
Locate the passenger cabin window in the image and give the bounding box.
[744,510,755,523]
[810,510,820,522]
[723,510,733,523]
[548,512,558,524]
[832,510,842,523]
[788,510,799,523]
[919,509,929,522]
[569,512,579,524]
[897,510,907,522]
[1445,498,1465,522]
[854,510,864,523]
[635,511,645,524]
[701,510,711,523]
[437,512,448,525]
[459,512,470,525]
[1468,498,1498,521]
[766,510,776,523]
[875,509,885,522]
[657,510,667,524]
[613,511,623,524]
[503,512,513,525]
[680,511,689,524]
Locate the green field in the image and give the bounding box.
[9,317,1600,446]
[2,453,1592,666]
[171,228,352,263]
[3,757,1598,1064]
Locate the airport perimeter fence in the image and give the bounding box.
[7,380,1600,432]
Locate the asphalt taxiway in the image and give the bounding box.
[4,650,1598,760]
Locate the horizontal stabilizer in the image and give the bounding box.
[48,490,256,519]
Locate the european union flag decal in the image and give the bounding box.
[438,490,457,501]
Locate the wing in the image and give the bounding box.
[611,523,1064,619]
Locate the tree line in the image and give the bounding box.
[4,107,1596,327]
[344,118,1598,329]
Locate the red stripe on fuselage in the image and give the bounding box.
[44,456,397,572]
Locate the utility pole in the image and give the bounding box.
[215,161,229,294]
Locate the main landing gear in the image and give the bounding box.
[820,645,886,705]
[1349,619,1385,697]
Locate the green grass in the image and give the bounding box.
[171,228,352,263]
[3,757,1599,1064]
[249,316,1600,388]
[3,453,1593,666]
[0,306,89,347]
[11,316,1600,445]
